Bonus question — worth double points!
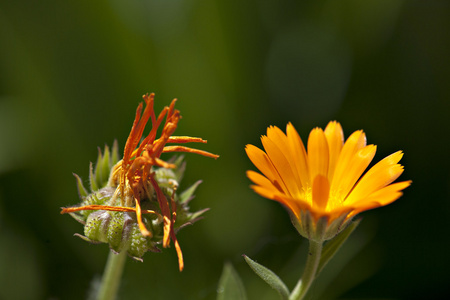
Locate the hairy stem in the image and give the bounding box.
[290,240,323,300]
[96,250,128,300]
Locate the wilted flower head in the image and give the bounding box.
[246,121,411,241]
[62,93,218,270]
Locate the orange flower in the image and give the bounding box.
[62,93,219,270]
[246,121,410,240]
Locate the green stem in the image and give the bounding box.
[290,240,323,300]
[96,250,128,300]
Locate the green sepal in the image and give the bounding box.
[93,145,113,189]
[111,140,119,166]
[107,212,130,253]
[74,187,114,220]
[100,145,111,186]
[323,212,351,240]
[173,158,186,182]
[171,155,184,167]
[187,208,209,223]
[89,162,98,192]
[290,210,353,243]
[74,233,102,244]
[179,180,202,204]
[217,262,247,300]
[317,217,361,276]
[155,168,178,190]
[165,155,185,182]
[94,147,104,188]
[69,211,87,225]
[175,208,209,232]
[314,216,328,241]
[127,222,158,259]
[243,255,290,300]
[85,210,111,243]
[73,173,89,199]
[85,188,114,207]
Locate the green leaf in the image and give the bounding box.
[243,255,290,300]
[217,262,247,300]
[317,218,362,276]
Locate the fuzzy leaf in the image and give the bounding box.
[217,262,247,300]
[243,255,289,300]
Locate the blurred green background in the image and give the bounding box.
[1,0,449,299]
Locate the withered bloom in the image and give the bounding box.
[62,93,218,271]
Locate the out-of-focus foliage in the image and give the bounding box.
[0,0,449,299]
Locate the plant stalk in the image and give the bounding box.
[96,250,128,300]
[290,240,323,300]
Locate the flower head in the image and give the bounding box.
[246,121,411,241]
[62,93,218,270]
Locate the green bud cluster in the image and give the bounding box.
[67,141,207,261]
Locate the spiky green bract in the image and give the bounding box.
[67,145,207,261]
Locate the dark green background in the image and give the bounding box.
[1,0,449,299]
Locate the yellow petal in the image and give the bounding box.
[319,205,353,223]
[250,183,304,220]
[360,151,404,180]
[269,126,308,201]
[307,128,329,181]
[345,151,404,205]
[286,122,310,189]
[246,122,411,231]
[273,194,310,221]
[330,130,366,193]
[250,184,278,201]
[246,170,281,195]
[347,181,411,217]
[245,144,279,183]
[329,145,377,209]
[324,121,344,183]
[262,129,301,197]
